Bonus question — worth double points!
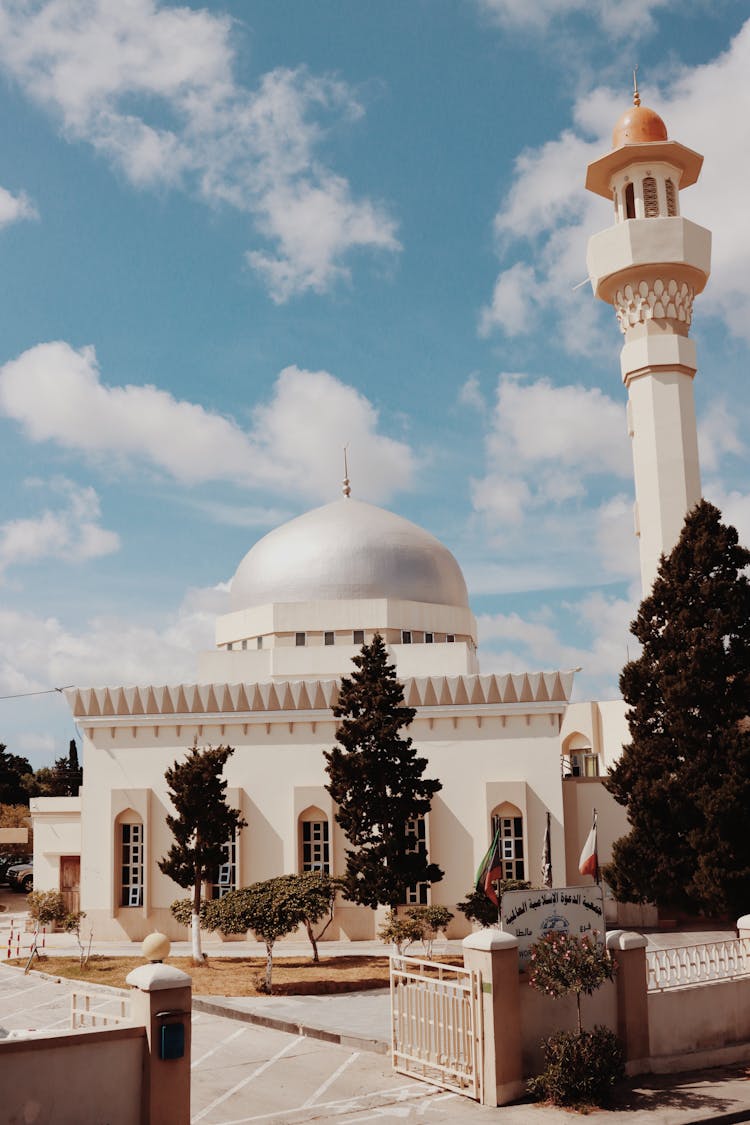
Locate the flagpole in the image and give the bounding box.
[593,808,600,886]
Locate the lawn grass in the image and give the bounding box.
[4,954,394,996]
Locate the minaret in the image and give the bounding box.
[585,83,711,593]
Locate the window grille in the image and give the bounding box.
[489,814,524,881]
[211,838,238,899]
[302,820,330,873]
[643,176,659,217]
[404,816,429,904]
[121,822,143,907]
[666,178,677,216]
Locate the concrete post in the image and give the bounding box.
[462,929,523,1107]
[126,962,192,1125]
[606,930,650,1071]
[736,915,750,940]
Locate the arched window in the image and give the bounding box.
[562,733,599,778]
[299,806,330,874]
[404,815,429,905]
[490,803,524,881]
[643,176,659,217]
[613,188,619,218]
[665,178,677,216]
[624,182,635,219]
[117,811,144,907]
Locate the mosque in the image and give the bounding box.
[31,90,711,941]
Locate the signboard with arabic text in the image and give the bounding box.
[500,886,605,969]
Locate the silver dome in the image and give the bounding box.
[230,498,469,612]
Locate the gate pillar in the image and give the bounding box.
[463,930,523,1106]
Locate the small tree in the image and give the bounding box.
[272,873,343,963]
[605,501,750,917]
[158,743,246,965]
[527,933,623,1106]
[205,880,301,993]
[324,634,443,912]
[26,890,91,969]
[380,904,454,957]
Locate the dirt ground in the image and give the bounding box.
[6,954,394,995]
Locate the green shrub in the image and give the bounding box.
[378,910,425,954]
[27,890,68,928]
[528,1027,624,1107]
[406,905,453,957]
[169,897,209,928]
[456,881,530,927]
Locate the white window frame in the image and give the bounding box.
[490,813,525,881]
[120,822,144,908]
[211,837,238,899]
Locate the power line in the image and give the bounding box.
[0,686,74,702]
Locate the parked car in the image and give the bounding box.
[0,853,31,885]
[6,862,33,893]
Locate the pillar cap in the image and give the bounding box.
[606,929,647,950]
[736,915,750,930]
[463,928,518,951]
[126,963,192,991]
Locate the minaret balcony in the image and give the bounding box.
[587,216,711,307]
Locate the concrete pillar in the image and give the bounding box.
[606,930,650,1070]
[126,962,192,1125]
[462,929,523,1107]
[736,915,750,940]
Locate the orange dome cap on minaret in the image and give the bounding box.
[612,74,668,147]
[612,103,668,147]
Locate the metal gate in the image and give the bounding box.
[390,954,483,1101]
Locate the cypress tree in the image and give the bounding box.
[605,500,750,917]
[324,633,443,912]
[159,743,246,962]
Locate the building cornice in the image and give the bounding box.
[65,670,575,722]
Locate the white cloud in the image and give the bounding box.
[0,581,230,697]
[469,373,630,527]
[0,342,416,503]
[698,398,745,475]
[477,0,669,37]
[0,1,399,298]
[480,19,750,348]
[0,478,119,575]
[478,586,638,701]
[0,185,38,228]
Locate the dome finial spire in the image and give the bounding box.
[633,64,640,107]
[342,444,351,498]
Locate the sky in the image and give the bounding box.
[1,0,749,767]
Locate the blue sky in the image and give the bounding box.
[1,0,749,766]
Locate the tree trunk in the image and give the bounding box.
[305,919,319,964]
[192,876,203,965]
[263,941,274,993]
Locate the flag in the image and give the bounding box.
[541,810,552,888]
[475,829,503,906]
[578,809,598,879]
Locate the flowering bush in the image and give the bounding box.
[527,933,622,1106]
[528,932,615,1029]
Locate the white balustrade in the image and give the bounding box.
[646,938,750,991]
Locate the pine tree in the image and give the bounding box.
[605,500,750,917]
[159,743,247,963]
[324,633,443,911]
[67,740,82,797]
